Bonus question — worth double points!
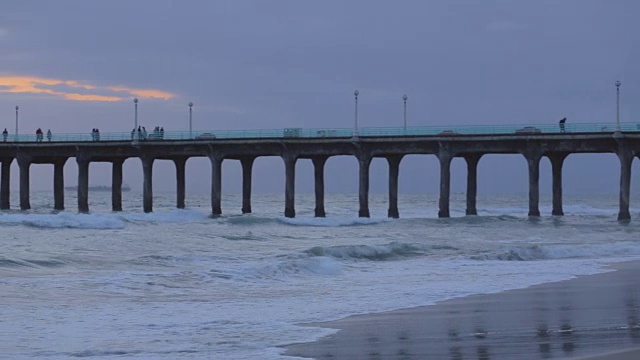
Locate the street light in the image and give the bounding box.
[615,80,621,133]
[353,90,359,137]
[15,105,19,139]
[133,98,139,131]
[188,102,194,139]
[402,94,408,130]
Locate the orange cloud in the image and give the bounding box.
[0,75,176,102]
[107,86,174,100]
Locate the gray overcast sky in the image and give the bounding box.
[0,0,639,201]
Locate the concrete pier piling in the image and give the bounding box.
[241,157,254,214]
[464,154,482,216]
[386,155,402,219]
[209,155,222,217]
[174,158,186,210]
[283,155,296,218]
[312,156,327,218]
[1,159,12,210]
[53,159,67,210]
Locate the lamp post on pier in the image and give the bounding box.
[615,80,621,134]
[15,105,19,140]
[403,94,408,131]
[134,97,139,127]
[353,90,359,138]
[188,102,194,139]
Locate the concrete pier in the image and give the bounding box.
[241,157,254,214]
[387,155,402,219]
[312,156,327,217]
[464,154,482,216]
[358,155,371,218]
[0,131,637,220]
[1,159,12,209]
[283,155,296,218]
[174,158,186,209]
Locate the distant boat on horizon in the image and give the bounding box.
[64,184,131,192]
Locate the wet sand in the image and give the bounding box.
[284,261,640,359]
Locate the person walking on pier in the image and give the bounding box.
[46,129,52,142]
[36,128,43,142]
[2,128,7,142]
[559,117,566,133]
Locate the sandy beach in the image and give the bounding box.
[284,261,640,359]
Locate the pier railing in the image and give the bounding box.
[1,122,637,143]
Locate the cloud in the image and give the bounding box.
[486,21,528,32]
[0,75,176,102]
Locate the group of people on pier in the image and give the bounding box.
[91,128,101,141]
[35,128,52,142]
[131,126,165,140]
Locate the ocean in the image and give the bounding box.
[1,191,639,359]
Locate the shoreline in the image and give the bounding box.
[283,260,640,359]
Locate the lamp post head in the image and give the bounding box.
[133,98,139,104]
[15,105,19,111]
[403,94,408,101]
[354,90,359,97]
[188,102,193,108]
[615,80,621,88]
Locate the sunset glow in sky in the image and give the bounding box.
[0,75,175,102]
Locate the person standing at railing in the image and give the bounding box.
[46,129,52,142]
[36,128,43,142]
[559,117,566,133]
[160,127,164,139]
[2,128,7,142]
[131,128,135,140]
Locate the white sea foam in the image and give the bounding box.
[278,215,390,227]
[0,208,209,229]
[0,212,126,229]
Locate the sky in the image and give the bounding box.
[1,0,639,202]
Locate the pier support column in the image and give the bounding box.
[174,158,186,209]
[312,156,327,217]
[464,154,482,215]
[548,153,568,216]
[1,159,12,210]
[111,159,124,212]
[209,155,222,217]
[283,155,296,218]
[17,155,31,210]
[358,155,371,218]
[617,149,633,221]
[438,153,452,218]
[241,157,255,214]
[77,158,90,213]
[524,152,542,217]
[53,159,67,211]
[142,157,154,213]
[386,155,403,218]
